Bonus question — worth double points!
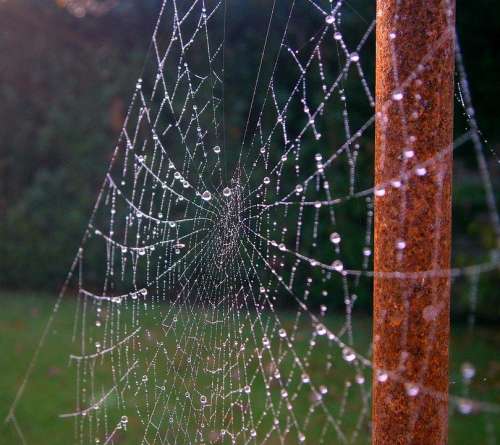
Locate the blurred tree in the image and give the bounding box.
[0,0,498,321]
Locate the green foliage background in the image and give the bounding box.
[0,0,498,320]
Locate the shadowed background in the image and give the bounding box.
[0,1,499,443]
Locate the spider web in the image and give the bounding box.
[6,0,500,444]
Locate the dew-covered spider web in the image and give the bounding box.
[6,0,500,444]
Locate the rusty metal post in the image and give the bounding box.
[373,1,455,444]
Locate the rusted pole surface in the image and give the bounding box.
[373,1,455,444]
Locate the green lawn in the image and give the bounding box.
[0,292,498,444]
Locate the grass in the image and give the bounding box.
[0,292,499,444]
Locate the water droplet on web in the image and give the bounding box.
[457,398,473,415]
[244,385,251,394]
[330,232,341,244]
[223,187,232,197]
[316,324,326,336]
[376,370,389,382]
[278,243,286,251]
[250,429,257,438]
[396,240,406,250]
[332,260,344,272]
[355,374,365,385]
[334,31,342,40]
[342,347,356,362]
[201,191,212,201]
[213,145,221,154]
[392,91,404,101]
[301,373,310,384]
[295,184,304,193]
[461,362,475,381]
[319,385,328,394]
[142,375,148,383]
[121,416,128,424]
[278,328,287,338]
[263,177,271,185]
[404,149,415,159]
[200,395,207,404]
[349,52,360,62]
[405,382,419,397]
[325,15,335,24]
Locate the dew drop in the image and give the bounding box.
[201,191,212,201]
[349,52,360,62]
[457,398,473,415]
[325,15,335,24]
[392,91,404,101]
[330,232,341,244]
[376,370,388,383]
[332,260,344,272]
[460,362,475,381]
[316,324,326,336]
[396,240,406,250]
[355,374,365,385]
[405,382,419,397]
[404,149,415,159]
[342,347,356,362]
[223,187,232,197]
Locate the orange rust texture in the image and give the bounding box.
[373,1,455,444]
